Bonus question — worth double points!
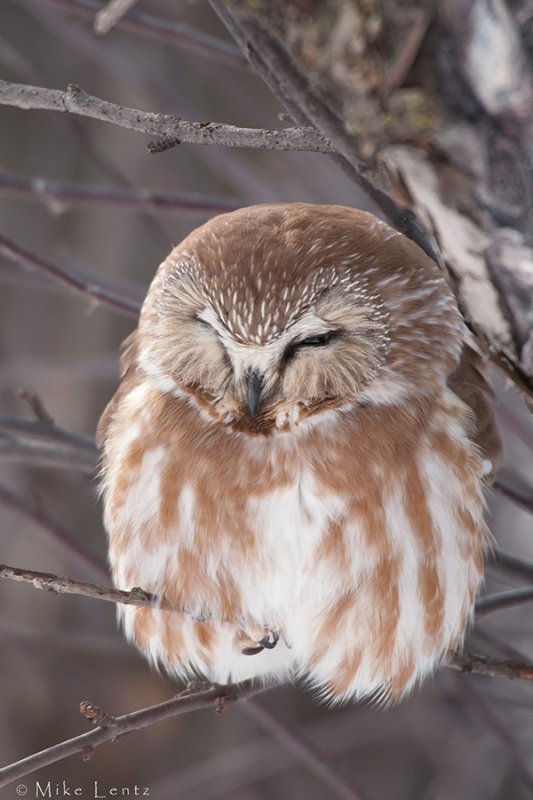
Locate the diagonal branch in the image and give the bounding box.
[0,79,330,153]
[93,0,140,35]
[47,0,247,68]
[0,485,107,580]
[0,681,261,789]
[246,696,372,800]
[207,1,437,261]
[0,232,141,317]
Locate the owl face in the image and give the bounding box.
[137,204,463,432]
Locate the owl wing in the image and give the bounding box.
[448,342,503,482]
[96,330,139,451]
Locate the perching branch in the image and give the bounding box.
[449,653,533,682]
[0,171,246,217]
[0,563,162,611]
[0,680,261,789]
[0,79,331,153]
[3,563,533,685]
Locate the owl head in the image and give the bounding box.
[137,204,463,433]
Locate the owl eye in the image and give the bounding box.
[284,330,338,361]
[299,331,337,347]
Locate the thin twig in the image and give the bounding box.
[451,672,533,794]
[0,416,97,453]
[493,478,533,516]
[449,652,533,682]
[94,0,139,35]
[490,548,533,583]
[0,171,246,217]
[0,681,261,789]
[3,563,533,685]
[0,79,330,153]
[246,696,372,800]
[47,0,247,68]
[0,484,107,579]
[0,231,141,317]
[0,563,161,610]
[475,587,533,618]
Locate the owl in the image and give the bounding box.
[98,203,501,704]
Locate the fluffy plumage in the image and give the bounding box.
[98,204,501,704]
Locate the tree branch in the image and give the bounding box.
[449,653,533,682]
[493,478,533,516]
[0,680,261,789]
[246,696,372,800]
[0,232,141,318]
[0,79,330,153]
[475,587,533,618]
[0,171,247,217]
[93,0,139,35]
[0,563,164,610]
[207,1,438,261]
[0,485,107,580]
[3,563,533,686]
[46,0,247,68]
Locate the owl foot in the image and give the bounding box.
[239,628,280,656]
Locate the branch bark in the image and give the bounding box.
[0,681,261,789]
[0,79,330,153]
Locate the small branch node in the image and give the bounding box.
[80,701,117,728]
[147,136,181,153]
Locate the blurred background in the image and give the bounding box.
[1,1,533,799]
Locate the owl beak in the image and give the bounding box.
[246,370,264,418]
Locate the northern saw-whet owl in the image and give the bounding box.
[98,203,501,704]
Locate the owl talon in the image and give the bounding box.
[259,630,279,650]
[242,644,265,656]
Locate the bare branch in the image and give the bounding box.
[93,0,139,35]
[0,680,261,789]
[0,416,97,453]
[451,672,533,794]
[475,587,533,618]
[47,0,247,68]
[0,232,141,317]
[246,697,372,800]
[4,562,533,687]
[449,652,533,682]
[493,478,533,516]
[0,171,246,217]
[0,484,107,580]
[490,548,533,583]
[0,79,330,153]
[0,563,162,610]
[207,1,437,261]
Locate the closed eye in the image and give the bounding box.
[299,332,338,347]
[284,330,339,361]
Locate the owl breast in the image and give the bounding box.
[101,378,488,704]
